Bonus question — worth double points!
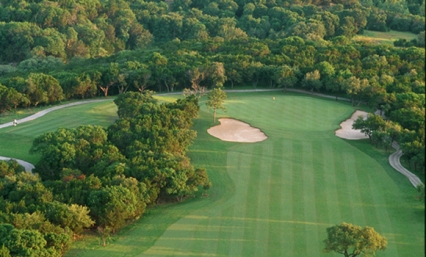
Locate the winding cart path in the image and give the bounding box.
[0,99,110,171]
[0,91,423,188]
[389,142,423,188]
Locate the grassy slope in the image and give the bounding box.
[0,101,117,163]
[139,92,423,257]
[353,29,418,45]
[0,92,423,256]
[66,92,424,257]
[0,95,174,163]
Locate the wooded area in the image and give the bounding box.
[0,0,424,255]
[0,92,210,256]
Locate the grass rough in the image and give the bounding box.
[353,30,418,45]
[0,92,423,257]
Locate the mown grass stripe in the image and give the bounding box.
[342,151,366,225]
[279,139,295,255]
[337,151,355,222]
[241,144,259,256]
[267,139,284,257]
[302,140,321,256]
[312,142,331,251]
[356,166,380,228]
[289,140,306,256]
[321,143,343,225]
[247,144,264,256]
[252,142,273,257]
[204,209,221,255]
[227,151,250,257]
[366,173,401,257]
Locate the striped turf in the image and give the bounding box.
[130,92,424,257]
[0,92,422,257]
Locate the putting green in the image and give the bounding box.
[0,92,423,257]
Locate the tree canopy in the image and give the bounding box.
[323,222,387,257]
[0,0,424,254]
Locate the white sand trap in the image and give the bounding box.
[207,118,267,143]
[335,110,369,140]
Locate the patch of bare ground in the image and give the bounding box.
[335,110,369,140]
[207,118,267,143]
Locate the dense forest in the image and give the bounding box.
[0,0,424,255]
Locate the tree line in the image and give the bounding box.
[0,0,424,254]
[1,35,424,170]
[0,92,210,256]
[0,0,424,63]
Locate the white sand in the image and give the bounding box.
[335,110,369,140]
[207,118,267,143]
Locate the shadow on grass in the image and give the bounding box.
[343,139,421,191]
[66,198,213,257]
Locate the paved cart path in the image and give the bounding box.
[0,99,110,171]
[388,142,423,188]
[0,156,35,171]
[0,99,110,129]
[0,91,423,188]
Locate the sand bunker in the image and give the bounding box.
[207,118,267,143]
[335,110,369,140]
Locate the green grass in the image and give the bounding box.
[353,29,418,46]
[0,92,423,256]
[0,101,118,164]
[0,97,115,125]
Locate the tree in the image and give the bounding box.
[323,222,387,257]
[74,72,98,99]
[150,52,168,92]
[185,67,207,98]
[336,17,357,39]
[2,228,52,257]
[206,87,227,123]
[302,70,322,93]
[327,69,351,100]
[44,202,94,239]
[43,232,71,256]
[352,113,386,144]
[66,204,95,238]
[87,185,138,233]
[25,73,64,106]
[274,65,298,91]
[384,120,403,151]
[97,226,112,246]
[343,76,369,106]
[0,159,24,178]
[320,11,340,39]
[316,61,335,84]
[30,125,115,181]
[208,62,227,88]
[124,62,152,93]
[0,245,11,257]
[0,85,25,114]
[245,61,263,88]
[100,63,119,97]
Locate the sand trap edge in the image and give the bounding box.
[335,110,369,140]
[207,118,268,143]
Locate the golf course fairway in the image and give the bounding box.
[1,92,423,256]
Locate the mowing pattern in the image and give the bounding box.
[133,92,424,257]
[37,92,421,257]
